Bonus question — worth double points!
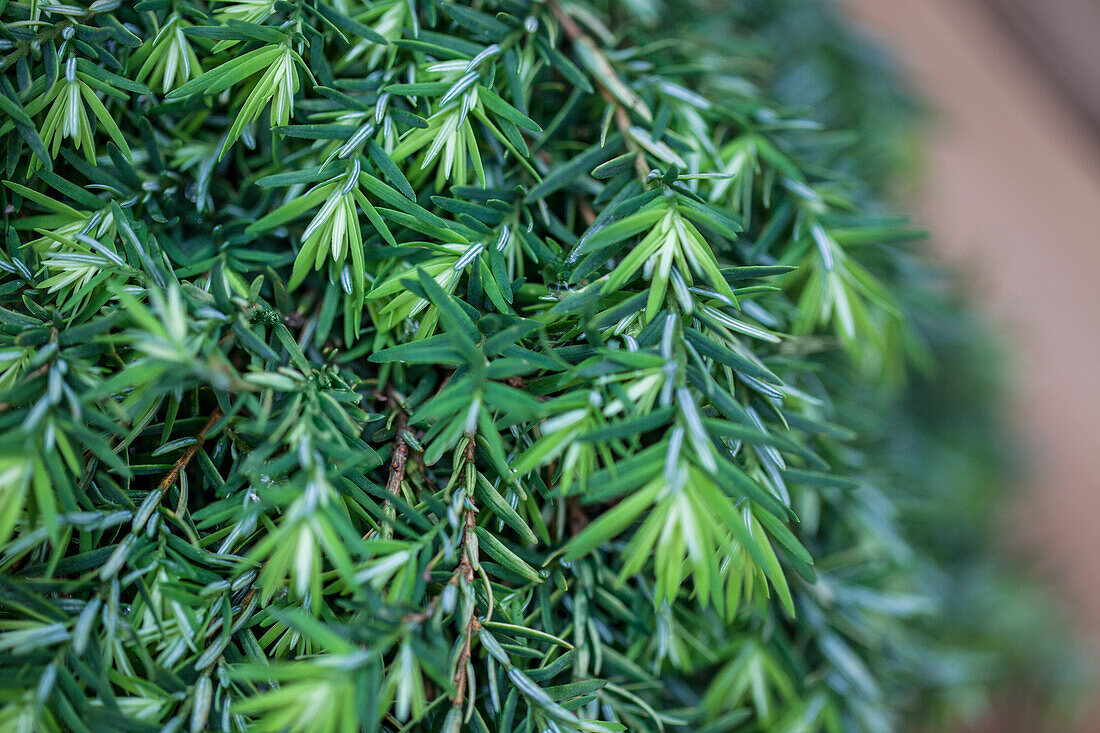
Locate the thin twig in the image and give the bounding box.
[0,8,101,75]
[451,436,480,710]
[548,1,650,179]
[158,407,222,496]
[383,385,409,507]
[452,612,480,708]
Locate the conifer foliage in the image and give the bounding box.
[0,1,1072,732]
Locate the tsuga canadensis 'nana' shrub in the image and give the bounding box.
[0,0,1082,731]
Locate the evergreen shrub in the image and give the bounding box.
[0,0,1080,731]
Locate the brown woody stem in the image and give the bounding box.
[548,1,651,179]
[383,385,409,506]
[451,435,481,709]
[158,407,222,497]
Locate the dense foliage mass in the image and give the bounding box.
[0,0,1079,731]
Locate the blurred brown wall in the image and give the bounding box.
[983,0,1100,137]
[842,0,1100,728]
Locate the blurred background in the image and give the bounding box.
[841,0,1100,729]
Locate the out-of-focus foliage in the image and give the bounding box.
[713,0,924,189]
[0,0,1080,731]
